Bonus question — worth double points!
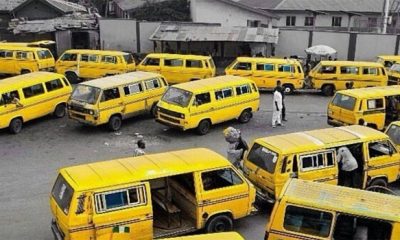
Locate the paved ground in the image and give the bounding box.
[0,92,398,240]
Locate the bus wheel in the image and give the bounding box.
[196,119,211,135]
[283,84,294,94]
[9,118,23,134]
[53,104,66,118]
[66,72,78,84]
[150,103,158,117]
[21,69,31,75]
[108,115,122,131]
[238,109,252,123]
[321,85,334,96]
[206,214,233,233]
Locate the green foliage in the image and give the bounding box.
[130,0,191,21]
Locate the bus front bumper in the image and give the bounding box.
[51,219,64,240]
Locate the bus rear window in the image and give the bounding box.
[37,50,53,59]
[123,54,134,64]
[331,93,356,110]
[51,174,74,215]
[247,143,278,174]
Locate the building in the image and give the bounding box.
[237,0,400,33]
[111,0,167,19]
[190,0,279,27]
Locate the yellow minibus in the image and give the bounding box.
[243,125,400,202]
[328,86,400,130]
[0,45,55,75]
[266,178,400,240]
[0,72,72,133]
[156,75,259,135]
[308,61,387,96]
[137,53,216,84]
[377,55,400,69]
[50,148,256,240]
[225,57,304,94]
[56,49,136,83]
[68,72,167,131]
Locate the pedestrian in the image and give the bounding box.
[274,80,287,121]
[11,92,23,107]
[272,88,283,128]
[133,139,146,157]
[337,146,358,187]
[223,127,247,169]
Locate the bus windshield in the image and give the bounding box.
[247,143,279,174]
[162,87,193,107]
[71,85,101,104]
[51,174,74,215]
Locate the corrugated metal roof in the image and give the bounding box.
[0,0,87,13]
[0,0,25,11]
[114,0,167,11]
[238,0,391,13]
[9,13,97,34]
[150,23,279,44]
[216,0,279,19]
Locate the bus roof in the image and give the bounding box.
[337,85,400,98]
[235,57,300,64]
[145,53,211,60]
[60,148,231,191]
[0,45,49,51]
[377,55,400,60]
[319,60,384,67]
[254,125,388,155]
[282,179,400,222]
[161,232,244,240]
[62,49,130,56]
[81,71,162,89]
[0,72,65,92]
[173,75,254,93]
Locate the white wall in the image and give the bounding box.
[190,0,272,27]
[275,30,309,57]
[313,31,349,60]
[275,12,350,28]
[355,34,397,61]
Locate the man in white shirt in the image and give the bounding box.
[337,146,358,187]
[272,89,283,128]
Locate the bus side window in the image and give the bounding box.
[292,155,298,178]
[281,157,288,174]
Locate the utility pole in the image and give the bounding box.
[383,0,391,34]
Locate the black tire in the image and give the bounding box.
[150,103,158,117]
[21,69,31,75]
[9,118,23,134]
[368,178,387,188]
[196,119,211,135]
[206,214,233,233]
[53,104,66,118]
[65,72,79,84]
[238,109,252,123]
[282,84,294,95]
[321,85,334,96]
[108,115,122,131]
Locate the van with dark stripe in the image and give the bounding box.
[50,148,256,240]
[156,75,259,135]
[243,125,400,203]
[225,57,304,94]
[0,72,71,134]
[266,179,400,240]
[328,86,400,130]
[67,71,167,131]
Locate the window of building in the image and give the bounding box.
[102,55,117,64]
[143,57,160,66]
[0,90,20,106]
[101,88,120,102]
[81,54,98,62]
[305,16,314,26]
[95,186,146,213]
[124,83,143,95]
[23,83,45,98]
[164,59,183,67]
[368,17,378,28]
[215,88,233,100]
[45,79,64,92]
[340,66,359,74]
[234,62,252,70]
[367,98,384,109]
[300,151,335,171]
[247,20,261,27]
[332,16,342,27]
[194,92,211,106]
[284,205,332,237]
[186,59,203,68]
[60,53,77,61]
[236,84,250,95]
[256,63,274,71]
[145,78,160,90]
[202,168,243,191]
[278,64,294,73]
[286,16,296,26]
[16,51,28,59]
[319,66,337,74]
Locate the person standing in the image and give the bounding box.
[274,80,287,121]
[133,140,146,157]
[272,89,283,128]
[337,146,358,187]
